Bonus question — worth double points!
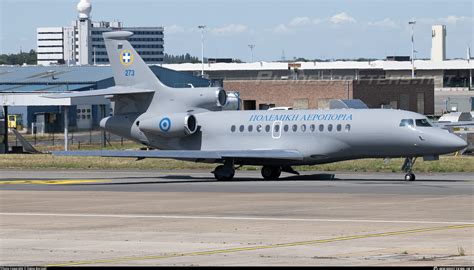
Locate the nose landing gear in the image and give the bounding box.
[402,157,417,181]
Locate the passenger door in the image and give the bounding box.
[272,121,282,139]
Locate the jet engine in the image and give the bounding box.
[179,87,227,111]
[138,113,198,137]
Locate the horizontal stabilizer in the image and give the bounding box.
[43,86,154,99]
[52,149,304,161]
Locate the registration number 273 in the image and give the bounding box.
[124,69,135,77]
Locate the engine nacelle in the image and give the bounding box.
[138,113,198,138]
[179,87,227,111]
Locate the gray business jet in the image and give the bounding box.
[51,31,467,181]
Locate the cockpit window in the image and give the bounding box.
[415,119,433,127]
[399,119,414,127]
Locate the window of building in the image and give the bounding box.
[328,124,333,132]
[400,94,410,110]
[317,98,331,109]
[293,98,309,110]
[417,93,425,114]
[399,119,414,127]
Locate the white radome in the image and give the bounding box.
[77,0,92,19]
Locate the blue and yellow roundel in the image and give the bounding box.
[120,49,134,66]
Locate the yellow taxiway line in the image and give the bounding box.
[0,179,110,185]
[47,223,474,266]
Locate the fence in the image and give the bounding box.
[8,129,134,152]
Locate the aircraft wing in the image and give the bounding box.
[52,149,304,161]
[43,86,154,98]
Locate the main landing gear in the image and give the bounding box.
[402,157,417,181]
[261,166,281,180]
[213,159,235,181]
[261,166,300,180]
[213,161,300,181]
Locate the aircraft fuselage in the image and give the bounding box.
[101,108,466,166]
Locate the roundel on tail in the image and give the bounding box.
[120,49,134,66]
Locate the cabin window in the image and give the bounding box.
[328,124,333,132]
[301,124,307,132]
[399,119,414,127]
[310,124,315,132]
[283,124,289,132]
[265,125,271,132]
[256,124,262,132]
[319,124,324,132]
[248,125,253,132]
[239,125,245,132]
[336,124,342,132]
[415,119,433,127]
[274,125,280,133]
[231,125,236,132]
[345,124,351,132]
[292,124,298,132]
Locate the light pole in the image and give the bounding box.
[198,25,206,77]
[248,44,255,62]
[409,21,416,78]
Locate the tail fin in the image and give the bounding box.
[103,31,163,90]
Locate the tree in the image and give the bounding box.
[164,53,200,64]
[0,49,37,65]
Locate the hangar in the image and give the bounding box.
[0,65,210,131]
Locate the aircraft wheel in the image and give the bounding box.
[261,166,281,180]
[404,173,416,181]
[213,165,234,181]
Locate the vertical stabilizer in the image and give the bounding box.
[103,31,163,90]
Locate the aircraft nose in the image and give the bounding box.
[445,134,468,152]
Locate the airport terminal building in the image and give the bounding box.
[37,0,164,66]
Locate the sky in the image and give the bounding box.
[0,0,472,61]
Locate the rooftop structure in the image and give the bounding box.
[37,0,164,66]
